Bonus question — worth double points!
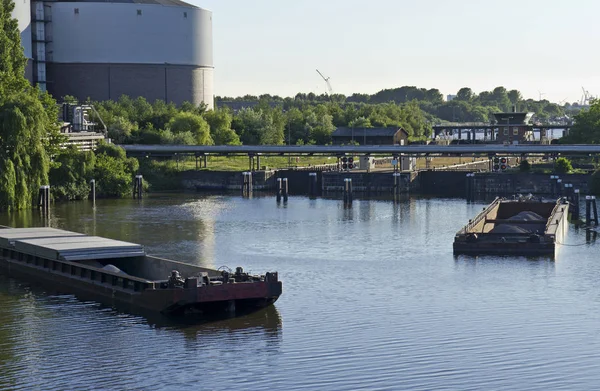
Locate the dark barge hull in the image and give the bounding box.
[453,197,569,257]
[0,228,281,317]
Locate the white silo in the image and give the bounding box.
[45,0,214,108]
[11,0,33,81]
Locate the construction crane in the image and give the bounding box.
[581,87,595,106]
[316,69,333,95]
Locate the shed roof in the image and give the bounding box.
[332,127,408,137]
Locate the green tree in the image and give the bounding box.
[554,157,572,174]
[93,143,139,198]
[456,87,474,102]
[0,0,60,210]
[561,100,600,143]
[204,109,241,145]
[168,112,213,145]
[49,146,95,200]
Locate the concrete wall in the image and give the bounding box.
[179,170,277,191]
[322,171,419,193]
[49,2,213,66]
[47,63,213,107]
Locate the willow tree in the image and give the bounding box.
[0,0,58,210]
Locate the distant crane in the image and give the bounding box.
[316,69,333,95]
[581,87,595,106]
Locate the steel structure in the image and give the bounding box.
[121,144,600,157]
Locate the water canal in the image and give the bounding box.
[1,194,600,390]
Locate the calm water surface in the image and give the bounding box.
[1,194,600,391]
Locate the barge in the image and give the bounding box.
[453,196,569,257]
[0,227,282,317]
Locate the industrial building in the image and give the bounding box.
[12,0,214,109]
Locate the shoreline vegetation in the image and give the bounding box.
[2,0,600,210]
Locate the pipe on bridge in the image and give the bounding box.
[121,144,600,157]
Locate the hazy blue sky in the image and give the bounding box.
[193,0,598,103]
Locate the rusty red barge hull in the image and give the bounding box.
[0,227,282,316]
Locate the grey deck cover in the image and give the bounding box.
[0,227,145,261]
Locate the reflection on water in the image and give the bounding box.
[2,194,600,390]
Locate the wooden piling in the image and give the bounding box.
[309,173,318,198]
[276,178,282,203]
[344,178,353,205]
[90,179,96,206]
[586,196,598,226]
[282,178,289,202]
[242,172,253,197]
[133,175,143,199]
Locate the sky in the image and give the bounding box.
[193,0,599,104]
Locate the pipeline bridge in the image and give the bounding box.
[122,144,600,158]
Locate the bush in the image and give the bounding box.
[554,157,573,174]
[519,159,531,172]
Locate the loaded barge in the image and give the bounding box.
[0,227,282,316]
[453,197,569,257]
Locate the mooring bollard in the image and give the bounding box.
[586,196,599,226]
[282,178,289,202]
[393,173,402,196]
[309,173,318,198]
[90,179,96,205]
[343,178,353,205]
[465,173,473,202]
[38,185,50,213]
[572,189,580,220]
[276,178,282,202]
[242,172,253,197]
[556,179,563,197]
[133,175,143,199]
[550,175,557,197]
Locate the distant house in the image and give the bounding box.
[494,112,535,144]
[331,127,409,145]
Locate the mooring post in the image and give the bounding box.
[309,173,318,198]
[393,173,401,196]
[556,179,563,197]
[585,196,598,226]
[134,175,143,199]
[343,178,353,205]
[572,189,580,220]
[203,154,208,168]
[90,179,96,205]
[242,172,252,197]
[282,178,289,202]
[39,185,50,213]
[593,196,599,226]
[276,178,282,203]
[465,173,472,202]
[550,175,556,196]
[256,155,261,171]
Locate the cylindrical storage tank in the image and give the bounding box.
[47,0,214,108]
[11,0,33,81]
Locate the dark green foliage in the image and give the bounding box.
[561,100,600,144]
[554,157,573,174]
[0,0,62,210]
[49,146,95,201]
[93,144,139,198]
[137,159,182,191]
[519,159,531,172]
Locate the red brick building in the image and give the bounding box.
[494,112,535,144]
